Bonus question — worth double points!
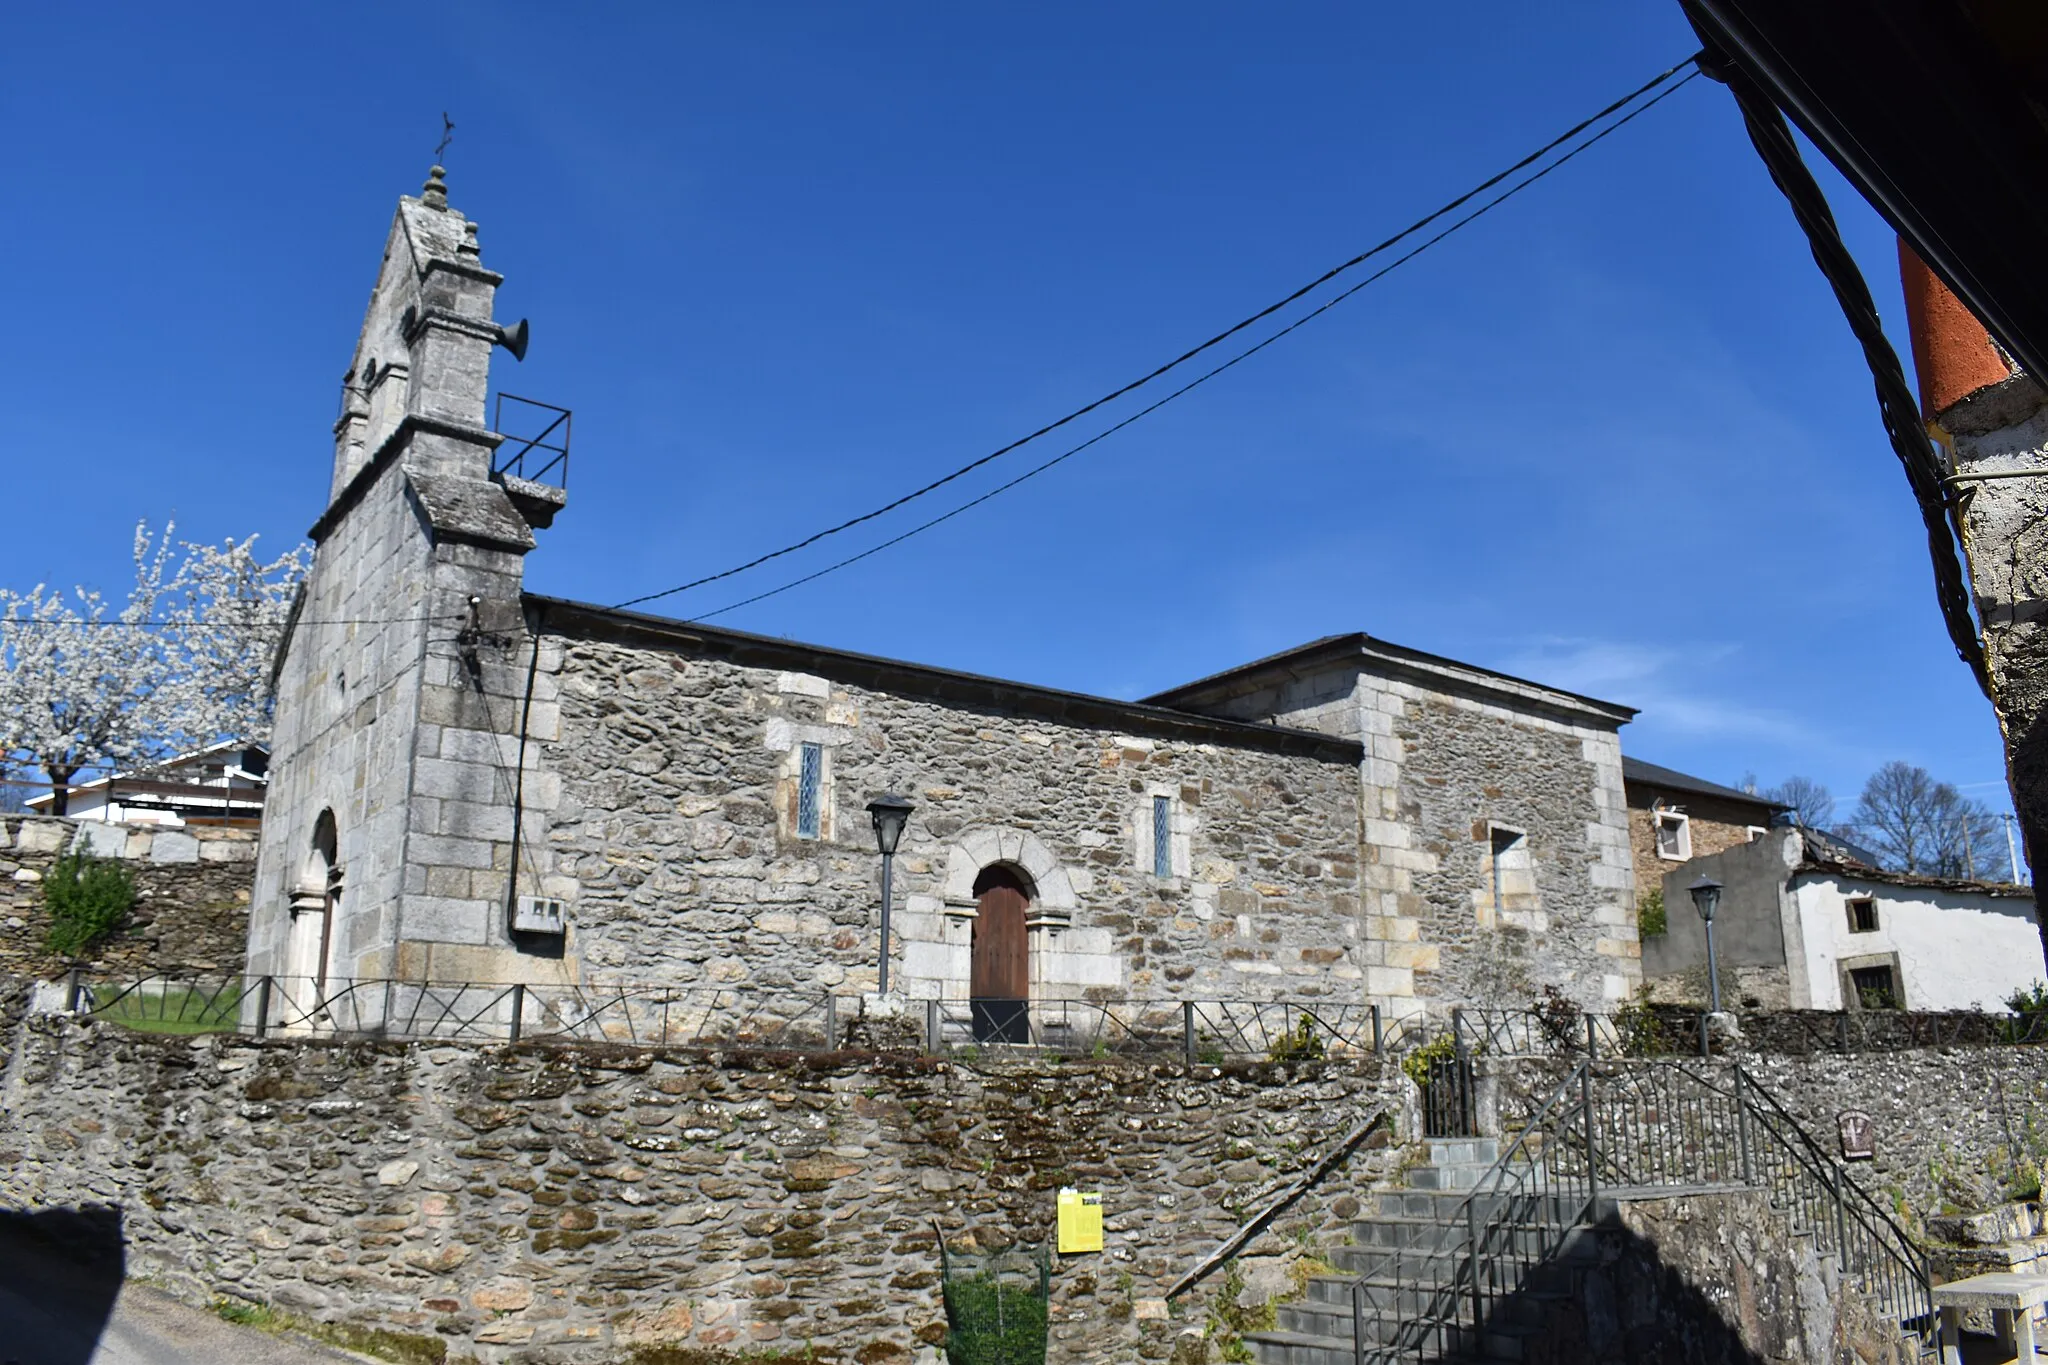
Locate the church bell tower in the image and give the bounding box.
[248,164,568,1007]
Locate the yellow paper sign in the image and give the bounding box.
[1057,1188,1103,1253]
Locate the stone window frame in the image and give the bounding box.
[765,719,844,844]
[1135,787,1191,881]
[795,742,824,840]
[1653,807,1692,861]
[1840,952,1904,1010]
[1486,822,1536,913]
[1845,896,1879,934]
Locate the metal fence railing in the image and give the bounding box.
[51,973,1435,1061]
[45,971,2048,1067]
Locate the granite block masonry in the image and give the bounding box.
[248,164,1645,1036]
[1148,637,1641,1010]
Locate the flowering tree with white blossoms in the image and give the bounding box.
[0,522,308,815]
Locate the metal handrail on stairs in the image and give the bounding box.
[1681,1060,1934,1332]
[1346,1056,1601,1362]
[1342,1057,1932,1363]
[1166,1109,1393,1300]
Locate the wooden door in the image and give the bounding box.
[972,870,1030,1001]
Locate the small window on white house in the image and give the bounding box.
[796,742,823,839]
[1847,897,1878,934]
[1850,964,1898,1010]
[1654,810,1692,861]
[1152,795,1173,878]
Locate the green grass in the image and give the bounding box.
[94,983,244,1035]
[213,1299,278,1328]
[212,1298,446,1364]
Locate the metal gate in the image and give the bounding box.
[1419,1048,1478,1137]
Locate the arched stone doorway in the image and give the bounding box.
[905,824,1120,1018]
[971,864,1033,1042]
[283,810,341,1027]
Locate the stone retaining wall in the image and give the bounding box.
[8,1009,2013,1363]
[1742,1045,2048,1220]
[0,1017,1405,1364]
[0,817,255,980]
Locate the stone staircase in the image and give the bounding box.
[1244,1137,1594,1365]
[1242,1134,1940,1365]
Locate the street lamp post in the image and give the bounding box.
[866,793,915,995]
[1688,875,1725,1015]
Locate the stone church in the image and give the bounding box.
[247,168,1642,1033]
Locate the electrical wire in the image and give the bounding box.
[687,69,1705,624]
[610,56,1702,613]
[0,614,464,630]
[1694,47,1990,698]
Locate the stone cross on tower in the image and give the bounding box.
[248,166,568,1013]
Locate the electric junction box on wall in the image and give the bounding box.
[511,895,565,937]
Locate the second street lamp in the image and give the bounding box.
[866,793,915,995]
[1688,874,1725,1015]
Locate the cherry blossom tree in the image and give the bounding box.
[0,523,307,815]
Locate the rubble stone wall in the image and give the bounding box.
[539,636,1366,1006]
[0,1017,1405,1365]
[1493,1039,2048,1238]
[0,816,254,980]
[1173,658,1638,1014]
[1742,1045,2048,1222]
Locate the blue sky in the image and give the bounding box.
[0,3,2015,832]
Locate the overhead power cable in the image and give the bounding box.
[0,614,463,630]
[687,68,1704,624]
[1693,48,1990,699]
[611,56,1701,613]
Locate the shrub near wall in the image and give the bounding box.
[0,817,254,979]
[0,1019,1403,1364]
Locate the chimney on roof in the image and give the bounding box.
[1898,239,2022,423]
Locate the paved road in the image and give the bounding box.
[0,1217,360,1365]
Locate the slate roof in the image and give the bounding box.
[1793,823,1885,870]
[1796,850,2033,899]
[1621,757,1788,813]
[1143,633,1638,729]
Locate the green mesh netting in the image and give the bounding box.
[938,1237,1050,1365]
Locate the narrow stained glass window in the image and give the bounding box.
[797,743,822,839]
[1153,795,1172,878]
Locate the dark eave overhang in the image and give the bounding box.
[1144,632,1638,731]
[523,595,1365,765]
[1797,853,2033,900]
[1622,756,1789,814]
[1681,0,2048,384]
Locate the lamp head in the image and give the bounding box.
[1687,875,1723,923]
[866,793,915,857]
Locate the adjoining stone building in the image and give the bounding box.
[1620,757,1784,918]
[247,168,1645,1030]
